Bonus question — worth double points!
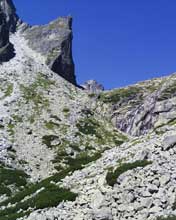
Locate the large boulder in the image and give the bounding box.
[82,80,104,94]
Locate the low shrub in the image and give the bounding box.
[106,160,152,186]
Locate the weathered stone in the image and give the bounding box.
[93,207,112,220]
[140,198,153,208]
[148,184,159,194]
[23,17,76,85]
[163,135,176,151]
[91,190,104,209]
[159,174,171,186]
[82,80,104,94]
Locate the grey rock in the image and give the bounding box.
[91,190,104,209]
[140,198,153,208]
[148,184,159,194]
[149,206,163,214]
[106,76,176,137]
[163,135,176,150]
[93,207,112,220]
[123,192,135,203]
[82,80,104,94]
[136,149,150,160]
[159,174,171,186]
[118,204,127,212]
[23,17,76,85]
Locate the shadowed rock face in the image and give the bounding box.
[0,0,18,62]
[0,0,18,32]
[23,17,76,85]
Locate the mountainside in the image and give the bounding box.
[0,1,176,220]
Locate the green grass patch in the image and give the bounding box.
[0,211,30,220]
[157,217,176,220]
[12,115,23,123]
[4,83,13,97]
[45,121,60,130]
[19,73,54,118]
[0,166,29,187]
[76,117,100,135]
[7,123,15,136]
[0,181,76,220]
[88,93,97,98]
[20,85,49,111]
[65,151,102,171]
[76,117,127,147]
[106,160,152,186]
[0,124,4,129]
[63,107,70,113]
[99,86,141,104]
[34,73,55,89]
[42,135,60,148]
[0,185,11,196]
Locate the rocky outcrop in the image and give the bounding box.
[0,0,18,62]
[82,80,104,94]
[0,0,76,85]
[99,74,176,136]
[22,17,76,85]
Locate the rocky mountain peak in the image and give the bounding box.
[0,0,76,84]
[82,80,104,94]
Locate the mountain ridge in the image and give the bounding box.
[0,0,76,84]
[0,1,175,220]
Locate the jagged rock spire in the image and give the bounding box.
[0,0,76,85]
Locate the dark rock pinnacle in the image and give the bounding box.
[0,0,18,62]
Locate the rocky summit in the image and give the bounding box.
[0,1,176,220]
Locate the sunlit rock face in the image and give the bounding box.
[82,80,104,94]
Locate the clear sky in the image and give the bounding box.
[14,0,176,89]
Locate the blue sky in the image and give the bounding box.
[14,0,176,89]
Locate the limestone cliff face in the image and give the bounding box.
[0,0,76,84]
